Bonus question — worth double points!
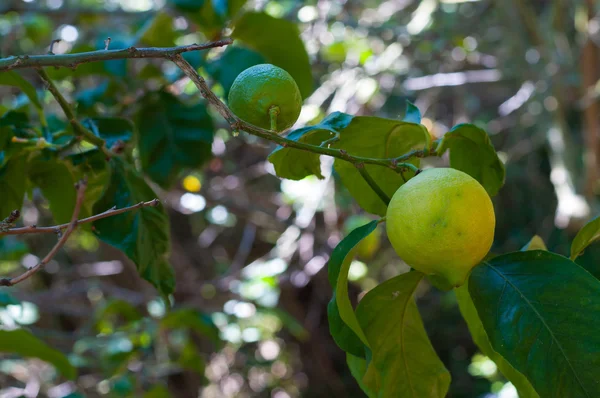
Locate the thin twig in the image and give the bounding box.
[1,199,160,236]
[171,54,432,174]
[36,68,110,156]
[0,180,87,287]
[0,40,232,72]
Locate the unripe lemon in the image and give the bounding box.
[386,168,495,287]
[228,64,302,132]
[344,215,381,260]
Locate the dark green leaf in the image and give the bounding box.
[137,92,214,188]
[455,284,539,398]
[92,158,174,295]
[0,329,76,379]
[206,46,266,96]
[269,112,353,180]
[143,385,172,398]
[169,0,204,11]
[469,250,600,398]
[436,124,505,196]
[95,299,143,332]
[139,12,178,47]
[327,220,378,357]
[0,237,28,261]
[178,340,207,376]
[68,149,110,218]
[0,71,43,110]
[570,214,600,260]
[521,235,548,251]
[0,291,20,307]
[403,101,421,124]
[0,155,27,220]
[28,155,77,224]
[232,12,313,98]
[161,308,221,345]
[82,117,134,149]
[355,272,450,397]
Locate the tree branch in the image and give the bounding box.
[0,180,87,287]
[0,40,232,72]
[1,199,160,236]
[171,54,432,174]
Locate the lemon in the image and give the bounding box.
[344,215,381,260]
[228,64,302,132]
[386,168,495,287]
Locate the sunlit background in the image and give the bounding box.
[1,0,600,397]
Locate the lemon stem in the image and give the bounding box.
[269,106,280,132]
[355,164,391,206]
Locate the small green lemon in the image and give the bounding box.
[344,215,381,260]
[386,168,495,287]
[228,64,302,132]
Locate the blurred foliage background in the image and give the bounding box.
[1,0,600,397]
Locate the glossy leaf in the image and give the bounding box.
[0,71,43,110]
[469,250,600,398]
[570,214,600,260]
[269,112,353,180]
[28,155,77,224]
[436,124,505,196]
[92,158,174,295]
[0,155,27,219]
[521,235,548,251]
[347,353,376,398]
[403,101,421,124]
[137,92,214,188]
[82,117,134,149]
[327,220,378,357]
[455,284,539,398]
[355,272,450,397]
[332,116,429,216]
[232,12,313,98]
[207,46,266,96]
[0,329,76,379]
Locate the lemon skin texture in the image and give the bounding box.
[386,168,495,287]
[228,64,302,132]
[344,215,381,260]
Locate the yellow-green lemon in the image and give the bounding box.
[386,168,495,287]
[228,64,302,132]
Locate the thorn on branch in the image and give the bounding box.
[104,37,111,50]
[48,39,60,55]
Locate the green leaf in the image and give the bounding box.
[332,117,429,216]
[178,340,207,376]
[95,299,143,332]
[92,158,174,295]
[327,220,378,357]
[469,250,600,398]
[169,0,204,12]
[161,308,221,345]
[403,101,421,124]
[0,291,20,307]
[0,155,27,219]
[347,353,376,398]
[269,112,353,180]
[137,92,214,188]
[355,272,450,397]
[0,237,28,261]
[436,124,505,196]
[521,235,548,251]
[455,284,539,398]
[206,46,266,96]
[0,329,76,379]
[144,385,172,398]
[82,117,134,149]
[139,12,177,47]
[232,12,313,98]
[570,214,600,260]
[68,149,110,218]
[0,71,43,110]
[28,155,77,224]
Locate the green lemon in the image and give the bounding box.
[386,168,495,287]
[228,64,302,132]
[344,215,381,260]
